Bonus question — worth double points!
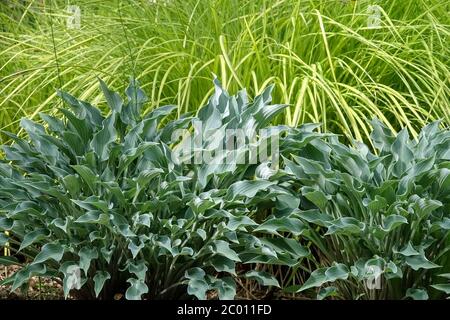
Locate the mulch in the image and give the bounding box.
[1,264,306,300]
[0,265,64,300]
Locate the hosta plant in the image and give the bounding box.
[281,120,450,299]
[0,78,309,300]
[1,77,449,300]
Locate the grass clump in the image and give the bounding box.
[0,0,449,144]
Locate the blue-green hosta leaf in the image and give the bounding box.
[291,153,330,176]
[301,187,331,211]
[125,278,148,300]
[256,162,278,180]
[60,105,94,142]
[298,268,327,292]
[371,119,395,152]
[99,78,123,113]
[283,156,307,179]
[71,165,97,193]
[128,261,148,281]
[0,217,13,231]
[133,213,152,228]
[93,271,111,298]
[61,130,85,156]
[431,284,450,294]
[202,102,222,136]
[380,214,408,232]
[62,174,80,196]
[325,264,350,282]
[317,286,338,300]
[384,261,403,279]
[240,238,278,259]
[297,209,333,227]
[72,197,109,213]
[89,231,105,242]
[189,196,217,214]
[227,180,275,199]
[10,201,42,219]
[75,211,109,225]
[405,254,440,271]
[196,161,233,189]
[0,131,33,157]
[299,263,349,292]
[0,231,8,246]
[39,112,65,133]
[348,263,364,279]
[435,217,450,230]
[331,145,370,181]
[325,217,365,236]
[125,78,147,122]
[276,193,300,210]
[437,168,450,194]
[180,247,194,257]
[156,236,178,257]
[159,116,193,144]
[19,229,50,251]
[57,90,103,127]
[213,240,241,262]
[110,212,128,227]
[364,195,387,213]
[224,230,240,244]
[123,119,145,150]
[128,239,145,259]
[136,168,164,187]
[391,129,414,177]
[0,256,19,266]
[100,181,126,206]
[260,238,309,259]
[405,288,429,300]
[211,277,236,300]
[33,243,64,264]
[419,120,441,140]
[245,271,280,287]
[144,104,177,122]
[209,256,236,275]
[115,224,136,238]
[118,141,158,174]
[394,242,420,257]
[255,216,305,236]
[410,195,442,219]
[198,79,225,125]
[411,156,436,177]
[90,113,117,162]
[254,104,288,128]
[186,268,209,300]
[12,263,47,291]
[20,118,59,165]
[47,163,70,179]
[196,229,207,241]
[101,246,115,264]
[398,175,414,196]
[78,247,98,274]
[226,214,258,231]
